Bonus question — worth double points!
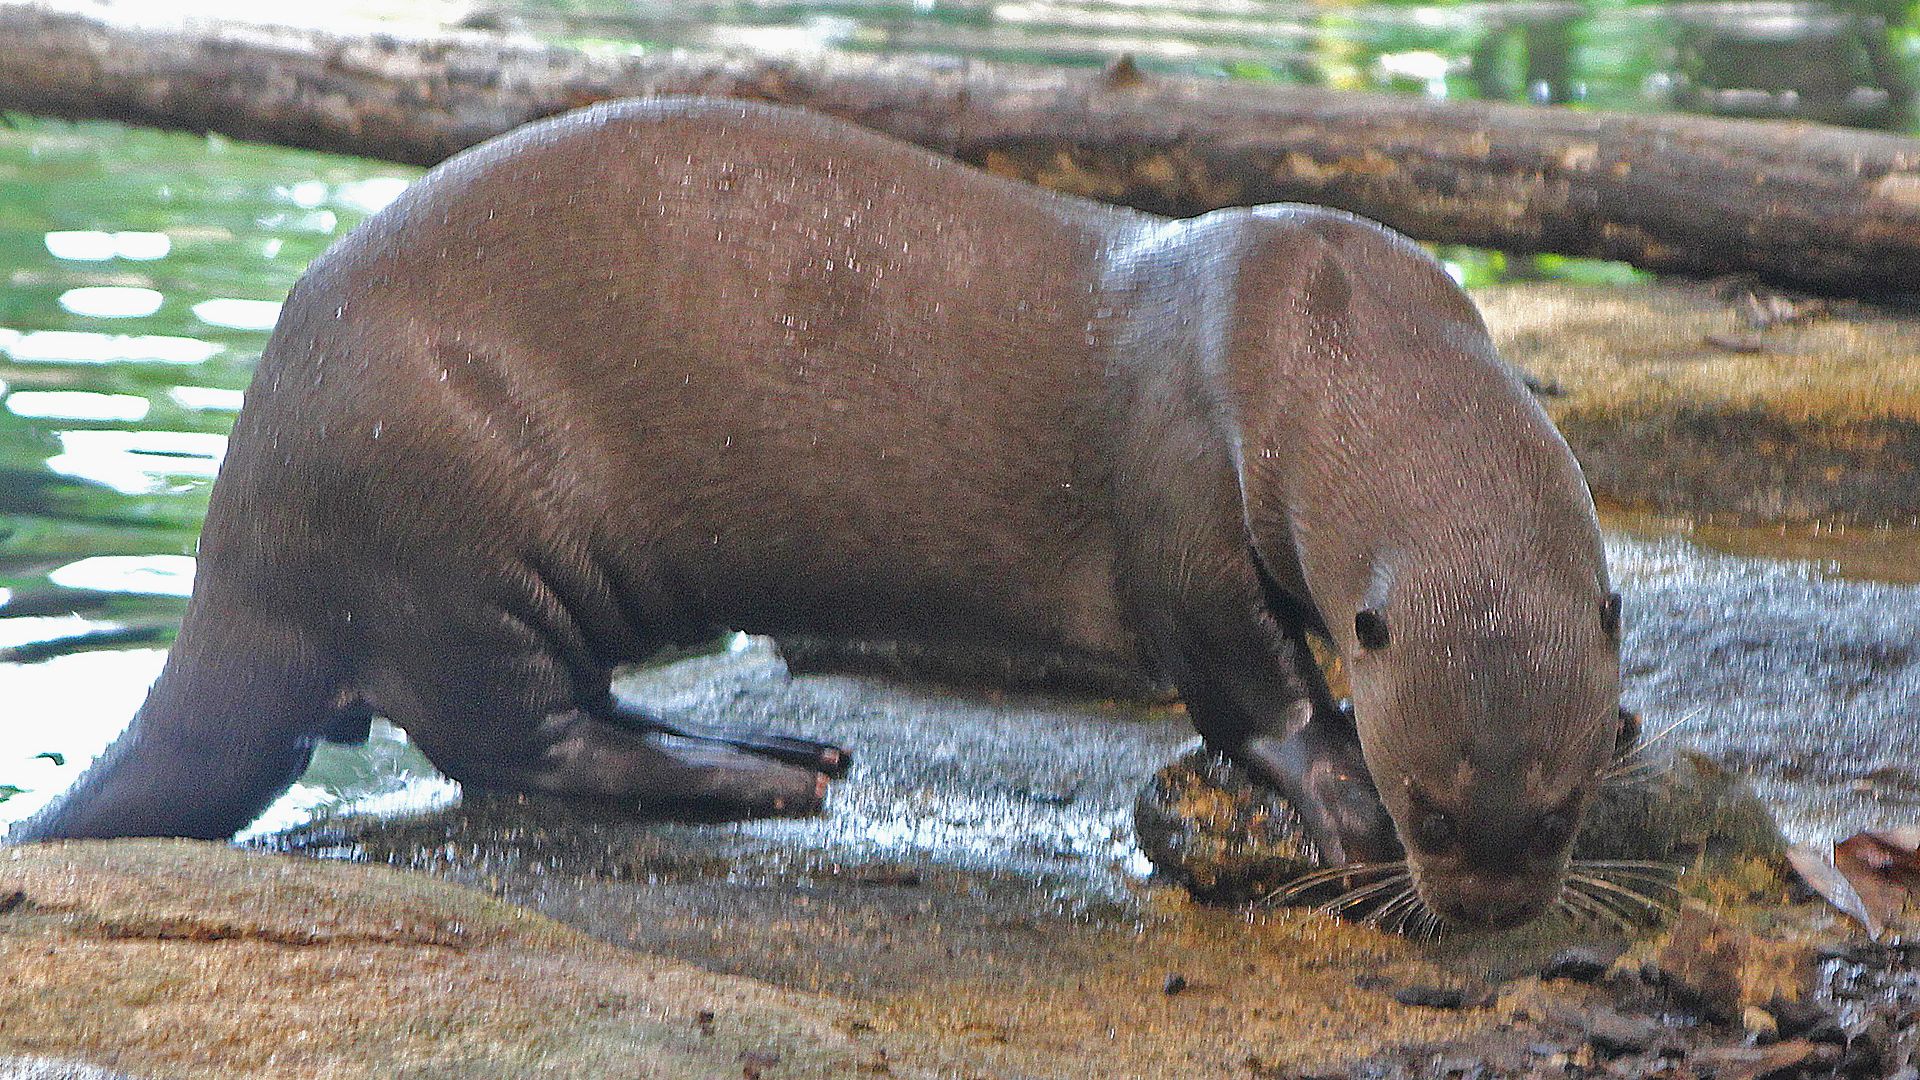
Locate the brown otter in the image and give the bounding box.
[9,99,1623,929]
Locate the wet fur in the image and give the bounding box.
[11,99,1621,928]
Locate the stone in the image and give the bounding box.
[1653,902,1816,1021]
[1583,1008,1661,1057]
[1541,946,1617,983]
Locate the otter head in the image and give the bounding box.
[1344,577,1625,931]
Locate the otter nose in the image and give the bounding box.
[1426,876,1550,931]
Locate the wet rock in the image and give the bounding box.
[1390,985,1479,1010]
[1132,745,1318,904]
[1542,946,1618,983]
[848,865,923,888]
[1690,1040,1829,1080]
[1654,903,1816,1021]
[1766,996,1840,1041]
[739,1049,781,1078]
[0,1059,139,1080]
[1837,1019,1889,1077]
[1584,1008,1662,1057]
[1572,749,1785,867]
[1742,1004,1780,1043]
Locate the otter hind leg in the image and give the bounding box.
[395,654,836,820]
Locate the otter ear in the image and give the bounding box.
[1614,706,1641,758]
[1355,609,1390,651]
[1601,592,1623,638]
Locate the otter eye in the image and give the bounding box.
[1413,812,1455,852]
[1355,609,1390,651]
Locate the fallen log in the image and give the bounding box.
[3,0,1919,295]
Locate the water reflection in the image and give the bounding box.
[57,287,164,320]
[192,298,282,331]
[44,230,172,262]
[0,330,223,366]
[1666,2,1913,127]
[47,555,196,597]
[5,391,152,423]
[167,386,245,412]
[46,430,225,495]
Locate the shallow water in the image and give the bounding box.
[1,21,1917,869]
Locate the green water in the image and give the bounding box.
[2,0,1918,832]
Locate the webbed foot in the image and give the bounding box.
[521,710,838,820]
[1233,700,1401,867]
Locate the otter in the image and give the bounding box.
[10,99,1624,930]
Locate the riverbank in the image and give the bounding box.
[3,633,1911,1078]
[1479,280,1920,524]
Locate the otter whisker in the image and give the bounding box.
[1574,859,1685,871]
[1559,884,1633,932]
[1567,875,1666,927]
[1572,862,1687,897]
[1574,866,1686,896]
[1317,873,1414,916]
[1601,758,1675,787]
[1389,893,1436,939]
[1602,707,1703,782]
[1569,871,1677,919]
[1551,893,1580,924]
[1361,885,1420,930]
[1415,906,1448,943]
[1368,886,1417,925]
[1564,879,1640,927]
[1552,892,1609,935]
[1263,860,1406,905]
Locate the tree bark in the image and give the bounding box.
[3,0,1919,295]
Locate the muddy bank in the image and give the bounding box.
[1476,281,1920,524]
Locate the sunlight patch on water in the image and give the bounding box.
[44,230,172,262]
[278,179,330,208]
[48,555,196,598]
[191,298,282,331]
[0,648,163,829]
[47,429,225,495]
[5,390,152,423]
[334,177,413,214]
[168,386,246,412]
[240,720,459,841]
[0,614,120,650]
[0,329,223,366]
[57,286,164,319]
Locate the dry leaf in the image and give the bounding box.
[1788,828,1920,938]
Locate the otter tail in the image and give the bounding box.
[7,607,334,842]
